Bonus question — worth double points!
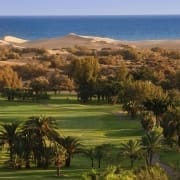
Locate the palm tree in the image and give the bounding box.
[0,122,20,167]
[94,144,112,168]
[57,136,82,167]
[54,143,66,176]
[141,131,162,166]
[18,128,34,168]
[22,115,59,167]
[141,111,156,132]
[143,96,171,127]
[122,101,141,119]
[84,148,95,168]
[13,134,27,169]
[120,140,142,168]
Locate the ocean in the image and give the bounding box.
[0,15,180,41]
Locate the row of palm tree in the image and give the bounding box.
[0,118,114,170]
[0,116,82,170]
[84,144,113,169]
[0,119,163,170]
[83,131,162,170]
[120,130,162,168]
[140,108,180,148]
[0,116,167,177]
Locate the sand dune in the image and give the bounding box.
[22,33,123,49]
[71,33,119,43]
[1,34,180,50]
[3,36,28,44]
[0,40,10,46]
[22,33,126,49]
[22,34,180,50]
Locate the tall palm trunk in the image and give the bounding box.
[65,156,71,167]
[91,158,94,168]
[98,159,101,168]
[149,151,153,166]
[56,166,60,176]
[9,145,14,167]
[130,159,134,169]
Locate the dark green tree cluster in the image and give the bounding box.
[0,116,82,171]
[70,57,99,103]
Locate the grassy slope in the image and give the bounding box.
[0,94,142,179]
[0,94,178,179]
[160,150,180,170]
[0,94,142,146]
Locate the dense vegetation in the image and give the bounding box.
[0,45,179,179]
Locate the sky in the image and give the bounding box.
[0,0,180,16]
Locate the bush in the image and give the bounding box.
[135,165,169,180]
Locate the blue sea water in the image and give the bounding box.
[0,15,180,41]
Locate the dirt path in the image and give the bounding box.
[152,154,180,180]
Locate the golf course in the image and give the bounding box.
[0,93,179,179]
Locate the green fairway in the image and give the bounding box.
[0,94,143,179]
[0,94,142,146]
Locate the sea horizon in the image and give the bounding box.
[0,15,180,41]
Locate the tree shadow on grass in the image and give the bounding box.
[105,129,143,137]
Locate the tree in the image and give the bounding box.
[132,67,159,84]
[23,116,59,168]
[141,131,162,166]
[0,65,22,91]
[2,87,16,101]
[122,101,142,119]
[41,143,65,169]
[30,76,49,95]
[115,62,129,82]
[141,111,156,132]
[15,131,32,168]
[71,57,99,103]
[121,80,153,118]
[120,140,142,168]
[14,63,47,81]
[162,108,180,147]
[59,75,74,93]
[48,72,62,94]
[57,136,82,167]
[0,122,20,167]
[143,96,171,127]
[55,145,66,176]
[84,148,95,168]
[94,144,112,168]
[122,80,169,120]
